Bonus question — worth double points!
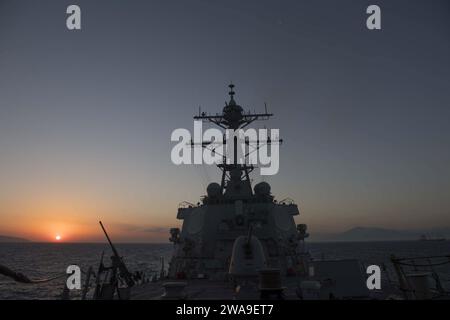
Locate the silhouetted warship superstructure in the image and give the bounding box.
[67,85,450,300]
[94,84,375,300]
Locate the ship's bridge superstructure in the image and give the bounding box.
[168,85,308,280]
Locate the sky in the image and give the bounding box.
[0,0,449,242]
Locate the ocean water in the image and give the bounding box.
[0,241,449,300]
[0,243,173,300]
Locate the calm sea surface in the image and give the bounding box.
[1,241,449,299]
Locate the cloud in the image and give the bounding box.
[112,223,168,234]
[142,227,168,233]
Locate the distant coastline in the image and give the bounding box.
[0,235,30,243]
[1,226,449,243]
[310,227,450,242]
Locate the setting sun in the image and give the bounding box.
[55,235,61,241]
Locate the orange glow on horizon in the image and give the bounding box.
[0,191,178,242]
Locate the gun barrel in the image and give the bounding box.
[99,221,120,257]
[98,221,135,287]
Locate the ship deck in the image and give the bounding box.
[130,278,304,300]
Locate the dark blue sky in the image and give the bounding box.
[0,0,449,241]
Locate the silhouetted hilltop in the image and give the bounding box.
[311,227,450,242]
[335,227,416,241]
[0,235,30,243]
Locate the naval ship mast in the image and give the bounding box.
[167,84,306,283]
[193,84,282,196]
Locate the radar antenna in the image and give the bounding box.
[192,84,282,196]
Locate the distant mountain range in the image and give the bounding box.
[0,235,30,243]
[311,227,450,242]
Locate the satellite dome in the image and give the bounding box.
[207,183,221,197]
[254,182,271,196]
